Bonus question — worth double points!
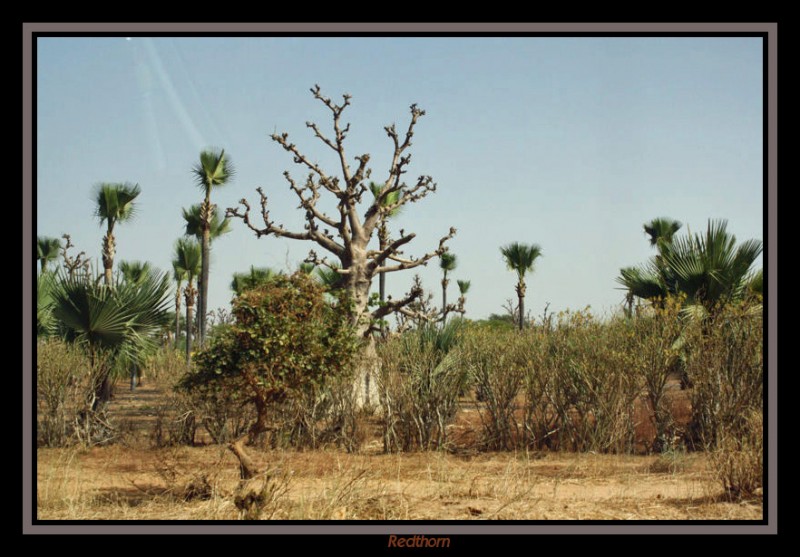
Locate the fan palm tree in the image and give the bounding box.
[119,260,152,286]
[191,149,234,346]
[500,242,543,331]
[171,261,187,350]
[51,268,171,408]
[456,279,471,313]
[619,218,683,314]
[173,237,202,364]
[94,182,141,286]
[182,202,232,239]
[439,252,457,323]
[182,202,232,337]
[230,266,280,296]
[37,236,61,273]
[618,219,762,315]
[662,220,762,314]
[644,217,683,250]
[369,182,404,316]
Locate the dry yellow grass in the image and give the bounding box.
[37,444,762,520]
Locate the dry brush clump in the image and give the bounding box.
[521,309,641,453]
[377,320,470,452]
[37,338,111,447]
[683,302,763,499]
[461,328,527,450]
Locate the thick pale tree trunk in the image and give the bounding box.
[516,280,527,331]
[342,254,381,408]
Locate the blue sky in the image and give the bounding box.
[36,36,764,321]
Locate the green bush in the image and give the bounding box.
[180,272,359,446]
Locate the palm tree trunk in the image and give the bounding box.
[186,302,194,365]
[200,208,211,346]
[102,224,115,286]
[441,275,449,325]
[516,279,527,331]
[185,283,196,365]
[174,285,182,350]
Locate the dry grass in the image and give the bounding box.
[37,445,762,520]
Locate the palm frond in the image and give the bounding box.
[500,242,543,280]
[439,252,457,272]
[93,182,141,225]
[298,262,316,275]
[192,148,234,193]
[315,264,343,291]
[182,204,232,240]
[617,266,667,300]
[37,236,62,267]
[456,280,471,295]
[51,269,172,371]
[37,272,57,337]
[643,217,682,249]
[369,181,404,218]
[173,237,202,283]
[119,260,153,286]
[231,266,280,295]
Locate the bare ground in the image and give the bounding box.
[36,380,762,521]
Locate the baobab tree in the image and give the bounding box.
[228,85,456,404]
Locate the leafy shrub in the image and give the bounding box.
[180,272,359,446]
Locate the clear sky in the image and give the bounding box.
[36,36,764,321]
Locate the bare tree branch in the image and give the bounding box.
[226,188,345,256]
[374,227,456,274]
[283,172,340,229]
[305,250,352,274]
[230,86,457,339]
